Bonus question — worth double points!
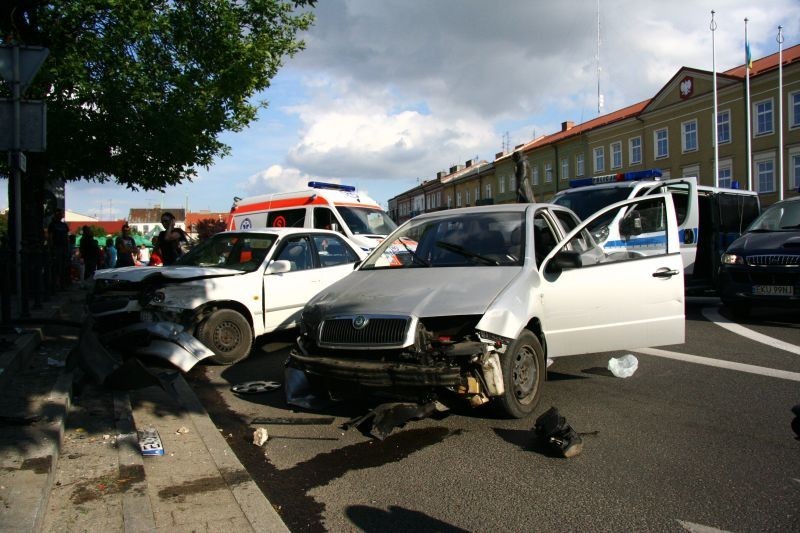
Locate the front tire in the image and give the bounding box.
[197,309,253,365]
[497,329,545,418]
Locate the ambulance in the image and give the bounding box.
[551,170,760,294]
[227,182,398,251]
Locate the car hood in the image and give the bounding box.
[728,231,800,255]
[94,265,244,282]
[306,267,522,318]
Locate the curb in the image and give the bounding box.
[0,329,43,391]
[172,376,290,532]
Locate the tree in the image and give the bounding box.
[195,217,228,241]
[0,0,315,286]
[1,0,315,191]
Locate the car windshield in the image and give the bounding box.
[552,186,634,220]
[361,211,525,269]
[746,200,800,232]
[337,206,398,236]
[175,233,276,272]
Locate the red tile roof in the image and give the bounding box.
[724,43,800,78]
[67,220,129,235]
[185,212,229,228]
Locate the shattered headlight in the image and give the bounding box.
[151,290,166,304]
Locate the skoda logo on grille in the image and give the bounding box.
[352,315,369,330]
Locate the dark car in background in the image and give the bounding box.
[719,196,800,315]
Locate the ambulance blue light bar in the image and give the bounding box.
[308,181,356,192]
[569,169,663,188]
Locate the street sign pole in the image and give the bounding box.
[11,44,26,317]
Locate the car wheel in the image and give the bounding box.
[197,309,253,365]
[724,301,751,318]
[497,329,545,419]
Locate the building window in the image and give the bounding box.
[545,162,553,182]
[447,194,452,208]
[611,141,622,169]
[510,173,516,191]
[717,110,731,144]
[560,158,569,180]
[499,175,506,194]
[593,147,605,173]
[532,165,539,186]
[790,91,800,129]
[456,191,462,207]
[474,187,479,201]
[755,99,773,136]
[754,154,775,193]
[682,120,698,153]
[576,153,585,176]
[790,148,800,190]
[465,189,471,206]
[629,137,642,166]
[485,184,492,199]
[655,128,669,159]
[717,159,733,188]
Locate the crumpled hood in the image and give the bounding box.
[307,267,522,318]
[94,265,244,282]
[729,231,800,255]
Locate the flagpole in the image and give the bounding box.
[745,18,752,191]
[777,26,784,201]
[711,11,719,187]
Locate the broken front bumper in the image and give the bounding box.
[288,350,462,388]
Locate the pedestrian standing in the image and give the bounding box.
[79,225,100,280]
[105,237,117,268]
[158,212,188,266]
[115,223,138,267]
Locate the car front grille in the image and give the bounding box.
[746,255,800,266]
[319,316,410,347]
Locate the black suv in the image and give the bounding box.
[719,196,800,315]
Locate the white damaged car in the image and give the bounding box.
[89,228,366,370]
[290,196,685,418]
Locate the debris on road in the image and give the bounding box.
[137,428,165,456]
[250,416,335,426]
[253,427,269,446]
[607,354,638,378]
[344,401,448,441]
[175,426,190,435]
[533,406,583,458]
[231,381,281,394]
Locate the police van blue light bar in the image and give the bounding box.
[308,181,356,192]
[569,169,663,188]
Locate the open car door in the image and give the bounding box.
[540,193,685,358]
[645,177,699,274]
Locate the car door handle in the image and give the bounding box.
[652,268,679,279]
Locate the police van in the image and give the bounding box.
[228,182,397,251]
[551,170,760,294]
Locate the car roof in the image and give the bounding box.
[219,227,344,237]
[412,203,576,220]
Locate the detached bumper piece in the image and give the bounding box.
[289,350,461,388]
[72,318,214,393]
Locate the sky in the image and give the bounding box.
[2,0,800,220]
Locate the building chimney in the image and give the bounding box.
[465,159,473,167]
[495,151,506,160]
[561,121,575,132]
[436,170,447,180]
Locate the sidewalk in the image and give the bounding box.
[0,285,288,532]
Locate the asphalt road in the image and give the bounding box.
[186,299,800,532]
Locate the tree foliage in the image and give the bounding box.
[195,216,228,240]
[1,0,315,191]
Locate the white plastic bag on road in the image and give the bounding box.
[607,354,638,378]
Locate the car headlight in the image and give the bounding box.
[721,253,744,265]
[151,290,166,304]
[592,225,609,243]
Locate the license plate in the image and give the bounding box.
[140,310,157,322]
[752,285,793,296]
[137,428,164,456]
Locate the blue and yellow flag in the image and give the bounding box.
[745,40,753,69]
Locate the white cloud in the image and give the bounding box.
[242,164,328,195]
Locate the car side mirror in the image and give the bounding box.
[619,210,643,237]
[545,250,581,274]
[265,260,292,275]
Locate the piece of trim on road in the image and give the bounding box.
[677,520,731,533]
[701,307,800,356]
[634,347,800,382]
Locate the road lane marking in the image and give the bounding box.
[677,520,730,533]
[701,307,800,356]
[634,347,800,382]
